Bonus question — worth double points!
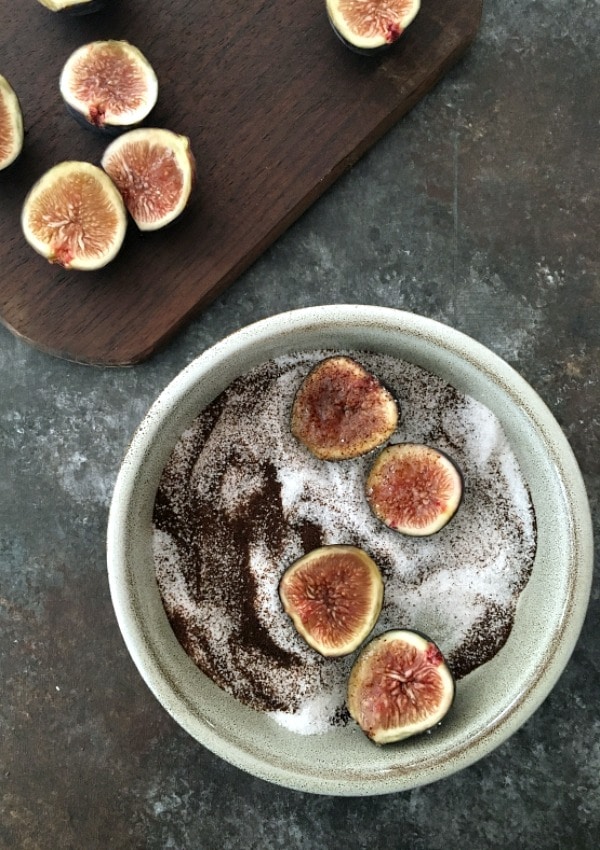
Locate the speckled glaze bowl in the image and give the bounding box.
[107,306,593,795]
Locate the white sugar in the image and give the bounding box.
[153,350,537,735]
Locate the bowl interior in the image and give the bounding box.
[107,306,592,795]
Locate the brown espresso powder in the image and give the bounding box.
[153,352,537,734]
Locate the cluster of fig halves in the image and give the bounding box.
[3,5,195,271]
[280,355,460,743]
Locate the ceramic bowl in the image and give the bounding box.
[107,305,593,795]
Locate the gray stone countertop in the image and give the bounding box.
[1,1,598,847]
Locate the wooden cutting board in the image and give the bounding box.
[0,0,482,365]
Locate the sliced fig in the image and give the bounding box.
[326,0,421,55]
[21,161,127,270]
[0,75,24,171]
[347,629,455,744]
[59,41,158,134]
[279,545,384,657]
[291,356,398,461]
[36,0,107,12]
[101,128,196,230]
[366,443,463,535]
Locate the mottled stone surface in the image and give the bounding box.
[1,1,598,847]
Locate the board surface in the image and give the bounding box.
[0,0,482,365]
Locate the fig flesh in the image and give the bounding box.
[59,41,158,134]
[101,128,196,230]
[347,629,455,744]
[279,545,384,657]
[21,161,127,270]
[291,356,398,461]
[37,0,107,12]
[0,75,24,171]
[326,0,421,55]
[366,443,463,535]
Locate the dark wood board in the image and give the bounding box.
[0,0,482,365]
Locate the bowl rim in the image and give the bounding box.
[107,305,593,795]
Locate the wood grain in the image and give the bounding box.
[0,0,482,365]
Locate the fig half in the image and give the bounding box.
[347,630,455,744]
[366,443,463,535]
[0,75,24,171]
[279,545,384,657]
[291,356,398,460]
[101,128,196,230]
[36,0,107,12]
[326,0,421,55]
[21,161,127,270]
[59,40,158,134]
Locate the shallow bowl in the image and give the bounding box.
[107,305,593,795]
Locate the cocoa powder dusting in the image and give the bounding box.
[152,351,537,734]
[155,450,307,712]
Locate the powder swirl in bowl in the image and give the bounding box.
[152,350,537,735]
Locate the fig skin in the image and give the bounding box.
[347,629,455,744]
[291,356,399,461]
[326,0,421,56]
[279,545,384,657]
[0,75,24,171]
[366,443,463,536]
[59,41,158,135]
